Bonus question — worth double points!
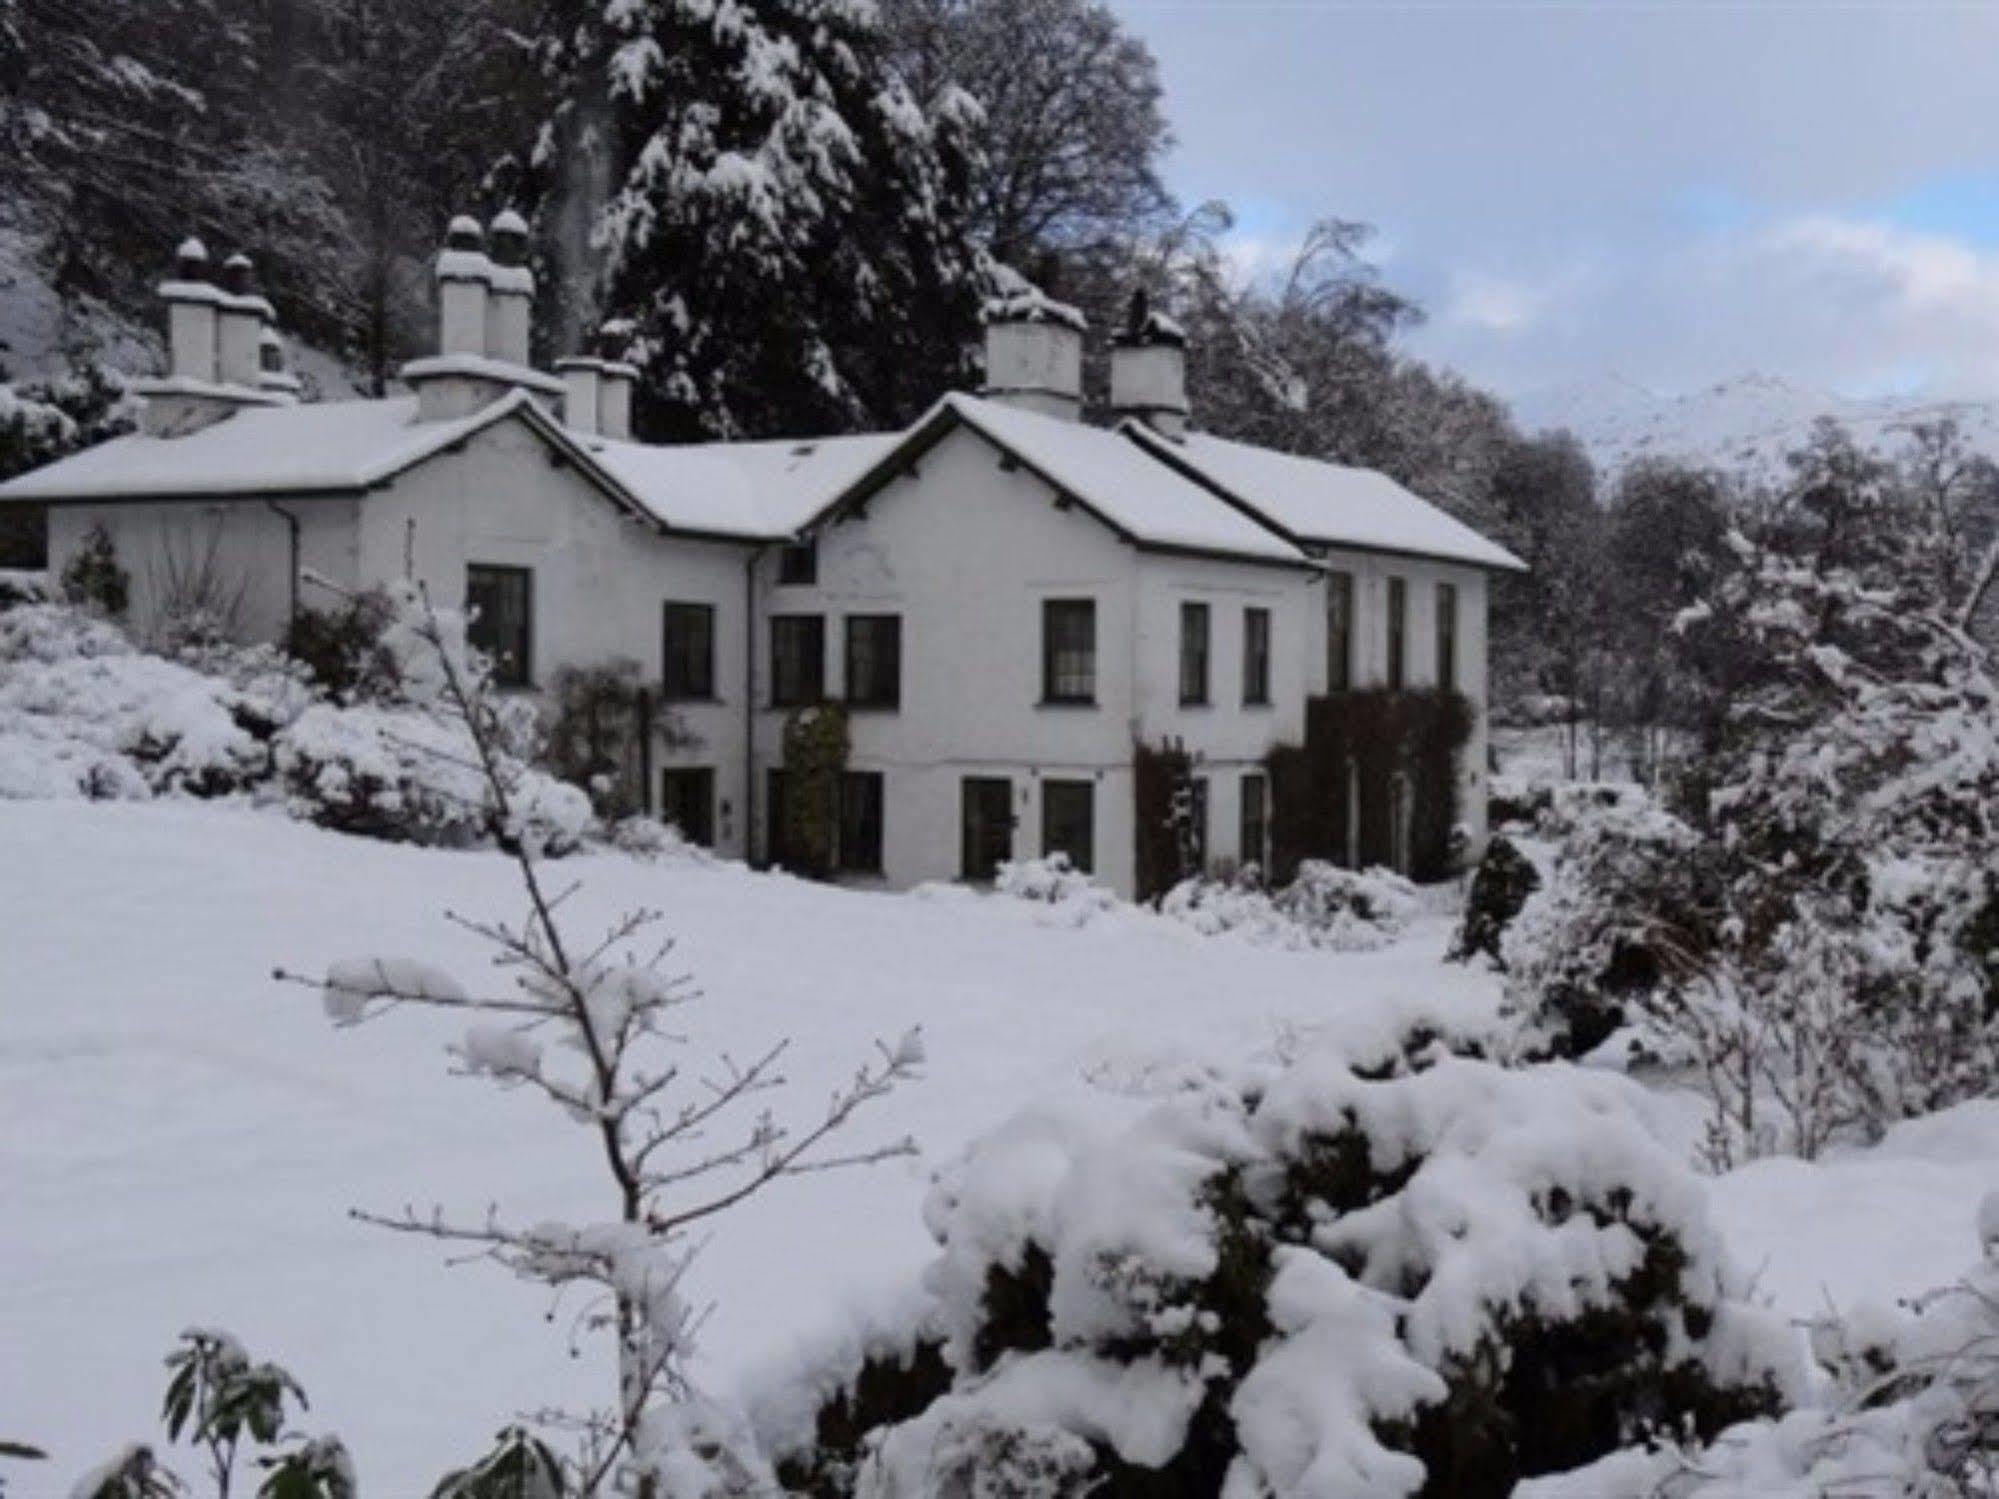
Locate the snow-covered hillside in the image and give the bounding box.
[5,800,1994,1488]
[1512,371,1999,481]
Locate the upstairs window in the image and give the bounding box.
[1436,581,1459,692]
[1179,601,1210,706]
[466,564,532,688]
[845,614,902,709]
[661,602,715,701]
[1386,576,1408,690]
[778,539,818,586]
[1243,606,1271,705]
[770,614,825,707]
[1327,570,1354,692]
[1042,599,1096,704]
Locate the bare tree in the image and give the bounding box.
[276,595,921,1492]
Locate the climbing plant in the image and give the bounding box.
[781,702,850,879]
[1133,735,1201,902]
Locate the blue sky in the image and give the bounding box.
[1106,0,1999,401]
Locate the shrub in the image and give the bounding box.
[1162,861,1421,953]
[60,522,129,618]
[768,1040,1793,1497]
[284,589,401,702]
[780,702,850,878]
[540,658,684,820]
[1134,737,1201,901]
[1448,834,1543,968]
[995,853,1122,925]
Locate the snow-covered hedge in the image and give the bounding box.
[0,600,588,852]
[1161,861,1422,953]
[756,1034,1795,1496]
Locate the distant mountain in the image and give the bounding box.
[1511,372,1999,483]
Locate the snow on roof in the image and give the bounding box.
[581,430,901,540]
[1127,425,1526,572]
[941,395,1308,565]
[0,392,537,503]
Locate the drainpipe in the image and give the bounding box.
[265,500,301,634]
[744,545,764,865]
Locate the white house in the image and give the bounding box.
[0,221,1525,896]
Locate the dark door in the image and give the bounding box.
[660,767,714,847]
[960,777,1014,882]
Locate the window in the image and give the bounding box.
[1386,576,1408,690]
[778,539,817,586]
[1042,599,1096,704]
[1187,777,1209,870]
[1179,601,1210,705]
[1326,571,1354,692]
[1436,581,1459,692]
[845,615,901,709]
[839,771,884,873]
[1243,607,1271,706]
[769,614,824,707]
[1042,779,1095,874]
[961,777,1014,882]
[1240,772,1268,872]
[766,769,791,866]
[661,602,715,701]
[466,564,532,687]
[659,767,714,847]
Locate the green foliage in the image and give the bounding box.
[780,702,850,879]
[61,522,130,618]
[1267,688,1474,884]
[254,1439,355,1499]
[539,657,683,819]
[773,1340,953,1497]
[1448,834,1542,968]
[282,590,400,703]
[1132,736,1198,901]
[429,1425,568,1499]
[72,1447,183,1499]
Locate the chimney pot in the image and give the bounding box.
[981,282,1086,422]
[1111,289,1189,437]
[557,357,604,435]
[446,215,484,252]
[483,211,533,367]
[175,238,211,283]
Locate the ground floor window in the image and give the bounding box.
[659,767,714,848]
[961,777,1013,882]
[766,768,791,866]
[465,563,532,687]
[1041,778,1095,874]
[839,771,884,873]
[1239,771,1268,873]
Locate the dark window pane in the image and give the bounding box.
[466,564,532,687]
[1436,582,1459,692]
[1243,607,1271,705]
[961,777,1013,881]
[766,769,791,866]
[1240,772,1267,872]
[1042,599,1095,704]
[845,615,901,708]
[778,540,817,586]
[1180,601,1209,705]
[1327,571,1354,692]
[838,771,884,872]
[1041,779,1094,874]
[1387,577,1408,690]
[770,615,824,707]
[659,767,714,847]
[661,602,715,701]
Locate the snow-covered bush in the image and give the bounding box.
[760,1037,1794,1497]
[1161,861,1420,953]
[1448,833,1543,968]
[58,522,128,618]
[0,568,48,611]
[1523,1189,1999,1499]
[995,854,1122,926]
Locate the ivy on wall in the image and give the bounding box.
[781,702,850,879]
[1267,688,1474,884]
[1134,735,1200,903]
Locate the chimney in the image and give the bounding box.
[597,361,636,441]
[216,254,273,390]
[557,357,604,435]
[162,238,222,384]
[1110,290,1189,438]
[437,215,491,358]
[982,274,1086,423]
[258,327,303,404]
[484,210,533,368]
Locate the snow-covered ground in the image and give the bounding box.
[4,800,1993,1489]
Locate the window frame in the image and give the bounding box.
[660,601,717,702]
[1239,771,1268,872]
[1327,570,1355,693]
[1242,606,1271,706]
[1386,576,1408,690]
[466,563,533,689]
[1041,778,1096,875]
[769,613,826,708]
[844,613,902,710]
[1179,600,1211,706]
[1041,598,1097,706]
[1436,581,1459,692]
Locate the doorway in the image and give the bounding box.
[960,777,1014,882]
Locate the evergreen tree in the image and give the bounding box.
[526,0,996,439]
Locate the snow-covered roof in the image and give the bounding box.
[577,430,899,540]
[1125,424,1526,572]
[812,394,1309,567]
[0,392,542,503]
